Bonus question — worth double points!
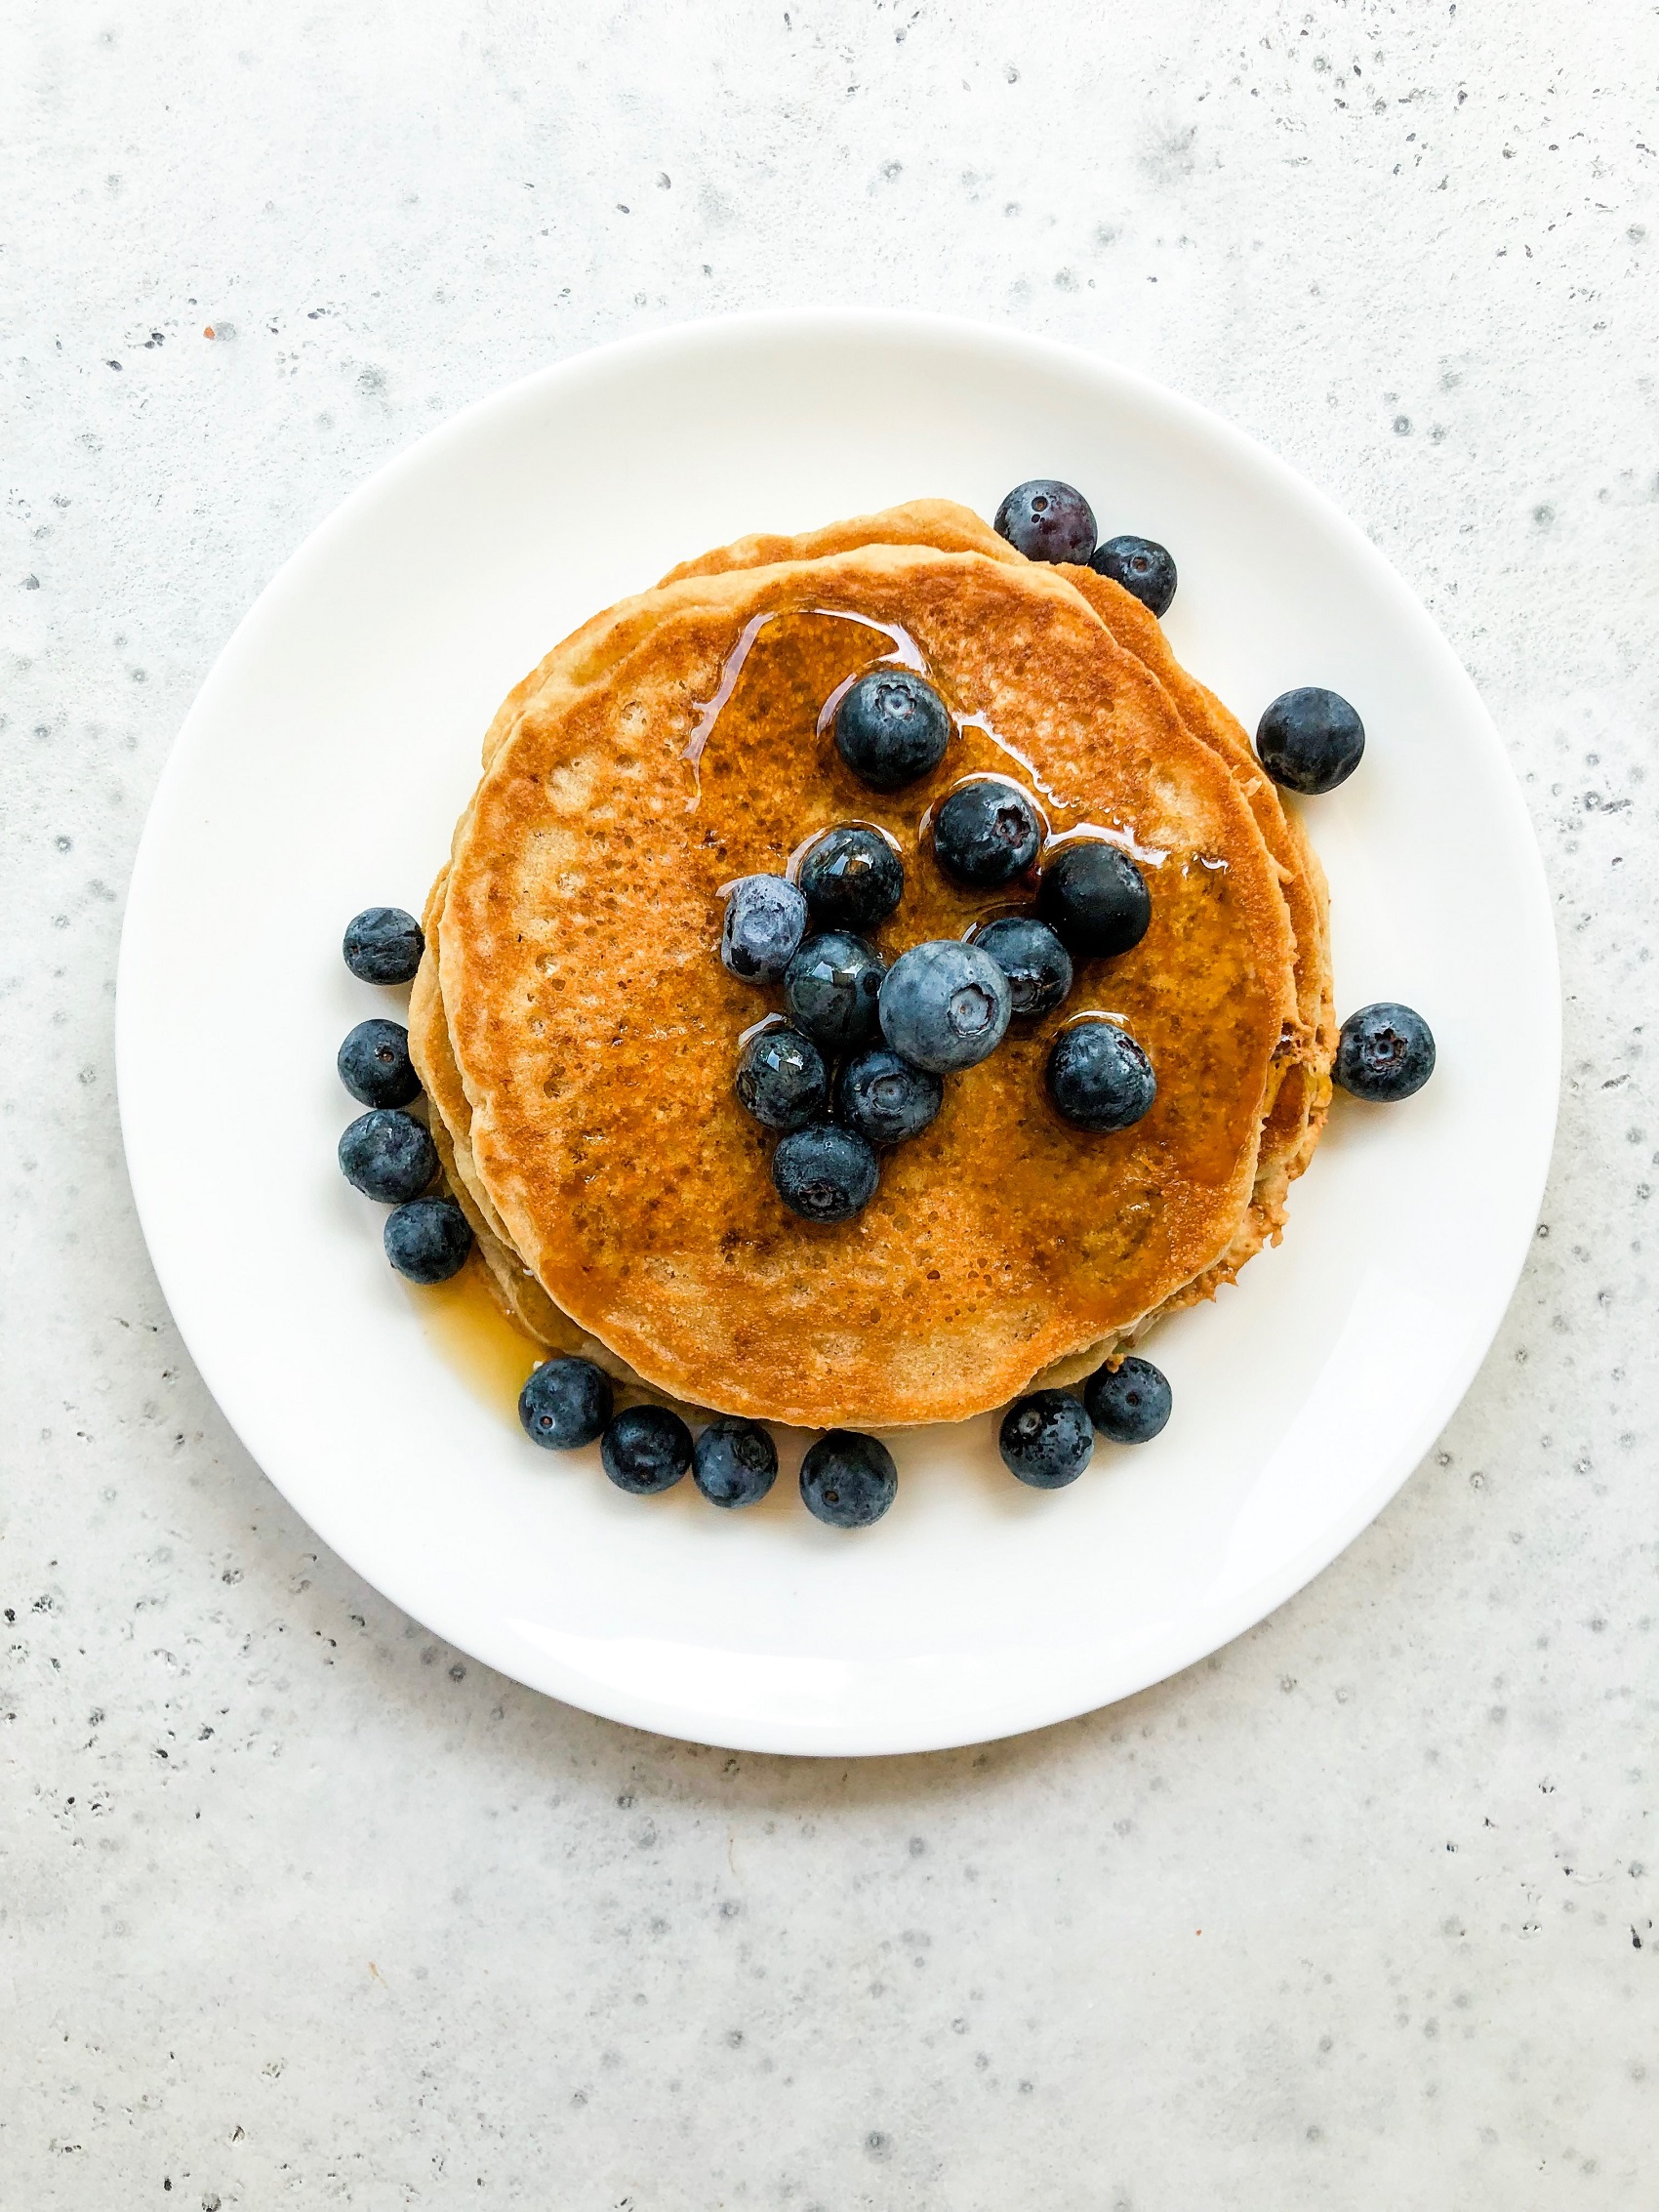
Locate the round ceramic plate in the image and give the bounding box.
[117,312,1558,1756]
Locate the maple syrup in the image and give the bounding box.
[408,1252,541,1420]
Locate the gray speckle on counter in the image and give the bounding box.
[3,2,1657,2204]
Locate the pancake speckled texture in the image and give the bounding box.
[415,532,1310,1427]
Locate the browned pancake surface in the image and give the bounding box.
[438,545,1296,1426]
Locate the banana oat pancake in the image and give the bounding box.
[431,543,1298,1426]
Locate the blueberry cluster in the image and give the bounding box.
[997,1353,1173,1488]
[336,905,474,1283]
[722,678,1165,1222]
[519,1357,901,1527]
[993,477,1438,1103]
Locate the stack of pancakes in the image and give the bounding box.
[408,501,1334,1429]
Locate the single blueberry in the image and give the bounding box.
[693,1416,779,1507]
[601,1404,694,1495]
[834,670,952,792]
[721,874,808,984]
[1333,1002,1436,1101]
[1090,534,1178,618]
[1083,1355,1172,1445]
[338,1017,421,1108]
[784,931,885,1051]
[1255,686,1365,796]
[799,1429,899,1528]
[835,1046,944,1148]
[797,826,905,933]
[343,906,424,985]
[877,939,1012,1074]
[383,1194,472,1283]
[1036,840,1152,959]
[931,777,1042,889]
[518,1356,613,1451]
[992,479,1098,564]
[998,1390,1095,1489]
[736,1023,829,1132]
[973,915,1073,1019]
[772,1123,880,1222]
[338,1108,438,1203]
[1046,1019,1156,1132]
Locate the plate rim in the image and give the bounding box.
[116,307,1562,1756]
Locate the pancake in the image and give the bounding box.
[428,542,1298,1427]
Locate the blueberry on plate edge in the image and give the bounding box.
[338,1017,422,1109]
[601,1405,694,1495]
[338,1108,438,1204]
[343,905,425,985]
[799,1429,899,1528]
[693,1417,779,1507]
[384,1194,472,1283]
[1332,1003,1436,1102]
[1255,686,1365,797]
[998,1391,1095,1489]
[1083,1356,1171,1445]
[992,480,1097,565]
[519,1356,614,1451]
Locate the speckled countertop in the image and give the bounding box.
[3,2,1656,2204]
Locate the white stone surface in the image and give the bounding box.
[3,1,1656,2203]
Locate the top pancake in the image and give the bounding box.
[433,540,1299,1427]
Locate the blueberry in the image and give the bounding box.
[973,916,1073,1019]
[877,940,1012,1074]
[1333,1002,1436,1102]
[834,1046,943,1147]
[1090,534,1178,618]
[834,670,952,792]
[1255,686,1365,796]
[693,1416,779,1507]
[518,1356,613,1451]
[772,1123,880,1222]
[931,777,1042,889]
[343,906,424,985]
[337,1017,421,1108]
[736,1023,829,1132]
[799,1429,899,1528]
[601,1404,694,1495]
[1083,1355,1172,1444]
[1036,840,1152,959]
[338,1108,438,1202]
[998,1390,1095,1489]
[383,1194,472,1283]
[721,874,808,984]
[1046,1019,1156,1132]
[797,826,905,933]
[784,931,885,1051]
[992,479,1097,565]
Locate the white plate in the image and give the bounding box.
[117,311,1558,1756]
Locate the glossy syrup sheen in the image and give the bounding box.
[681,605,1253,1190]
[411,1251,542,1420]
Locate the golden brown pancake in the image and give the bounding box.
[428,543,1298,1427]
